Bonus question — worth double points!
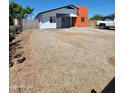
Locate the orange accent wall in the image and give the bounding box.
[73,6,88,27]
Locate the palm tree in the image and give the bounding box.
[9,2,34,25]
[24,6,34,19]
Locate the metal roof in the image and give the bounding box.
[35,5,78,19]
[103,13,115,19]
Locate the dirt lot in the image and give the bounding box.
[9,27,115,93]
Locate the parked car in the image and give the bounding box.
[95,19,115,29]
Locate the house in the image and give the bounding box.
[35,5,88,29]
[103,13,115,20]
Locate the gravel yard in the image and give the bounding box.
[9,27,115,93]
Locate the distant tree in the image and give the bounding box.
[9,2,21,25]
[24,6,34,19]
[9,2,34,25]
[89,14,103,21]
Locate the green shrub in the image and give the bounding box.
[9,25,22,34]
[9,25,22,42]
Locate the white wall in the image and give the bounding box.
[40,13,56,29]
[37,8,77,29]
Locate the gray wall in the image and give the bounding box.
[22,19,39,29]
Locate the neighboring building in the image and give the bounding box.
[35,5,88,29]
[89,20,96,26]
[103,13,115,20]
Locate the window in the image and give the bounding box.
[81,17,85,22]
[50,16,56,23]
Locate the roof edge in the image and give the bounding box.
[35,5,78,19]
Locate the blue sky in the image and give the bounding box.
[10,0,115,19]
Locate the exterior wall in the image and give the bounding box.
[14,19,19,25]
[39,13,56,29]
[74,6,88,27]
[89,20,96,26]
[37,8,77,29]
[22,19,39,29]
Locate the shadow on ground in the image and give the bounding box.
[9,40,26,67]
[95,27,115,31]
[101,77,115,93]
[91,77,115,93]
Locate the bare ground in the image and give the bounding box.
[9,27,115,93]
